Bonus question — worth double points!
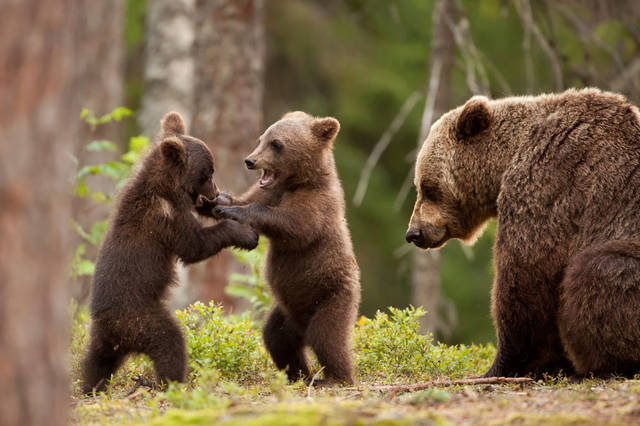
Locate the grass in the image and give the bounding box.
[69,302,640,425]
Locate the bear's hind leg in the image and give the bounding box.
[559,240,640,377]
[82,332,127,394]
[305,298,356,386]
[263,306,310,382]
[139,308,187,388]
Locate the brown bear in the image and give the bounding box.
[81,112,258,394]
[406,88,640,378]
[214,111,361,385]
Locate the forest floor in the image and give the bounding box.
[69,303,640,425]
[71,376,640,425]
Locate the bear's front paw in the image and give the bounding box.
[215,206,247,223]
[195,196,217,218]
[214,192,233,206]
[228,221,259,250]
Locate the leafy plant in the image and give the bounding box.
[225,240,273,319]
[69,107,149,280]
[176,301,272,384]
[354,306,494,382]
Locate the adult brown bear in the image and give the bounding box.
[406,88,640,378]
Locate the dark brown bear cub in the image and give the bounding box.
[215,111,361,385]
[406,88,640,378]
[81,112,258,393]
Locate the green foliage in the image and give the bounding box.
[225,239,272,319]
[176,302,273,384]
[70,107,148,280]
[354,306,495,382]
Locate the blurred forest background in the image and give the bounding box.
[104,0,640,345]
[2,1,639,423]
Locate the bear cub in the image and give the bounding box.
[82,112,258,393]
[407,88,640,379]
[215,111,361,385]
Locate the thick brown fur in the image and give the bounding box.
[406,88,640,378]
[214,111,361,385]
[81,112,258,394]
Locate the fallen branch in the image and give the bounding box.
[346,376,533,399]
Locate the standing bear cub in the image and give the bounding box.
[82,112,258,394]
[215,111,361,385]
[406,88,640,378]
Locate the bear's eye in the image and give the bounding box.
[421,184,441,202]
[270,139,283,152]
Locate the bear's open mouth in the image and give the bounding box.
[259,169,275,188]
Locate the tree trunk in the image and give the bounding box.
[0,0,77,424]
[139,0,196,137]
[189,0,265,308]
[139,0,197,308]
[412,0,458,335]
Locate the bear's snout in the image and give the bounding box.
[244,158,256,169]
[406,223,447,249]
[405,227,423,244]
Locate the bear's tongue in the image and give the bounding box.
[259,169,274,188]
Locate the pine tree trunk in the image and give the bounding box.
[412,0,458,334]
[189,0,265,307]
[0,0,77,423]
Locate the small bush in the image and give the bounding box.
[177,302,272,384]
[354,306,495,382]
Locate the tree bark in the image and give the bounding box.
[0,0,77,424]
[189,0,265,307]
[139,0,196,137]
[412,0,458,334]
[138,0,197,308]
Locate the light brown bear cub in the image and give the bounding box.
[406,88,640,378]
[214,111,361,385]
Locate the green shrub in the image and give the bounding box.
[70,107,149,281]
[354,306,495,382]
[176,302,273,384]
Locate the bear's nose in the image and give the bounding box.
[405,227,423,244]
[244,158,256,169]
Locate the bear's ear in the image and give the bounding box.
[160,136,186,169]
[161,111,186,135]
[456,97,491,140]
[311,117,340,143]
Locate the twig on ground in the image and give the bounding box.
[307,367,325,399]
[345,376,533,400]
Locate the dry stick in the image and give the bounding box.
[555,3,624,72]
[346,376,533,400]
[447,7,490,96]
[512,0,564,91]
[353,91,422,206]
[611,57,640,93]
[393,58,444,211]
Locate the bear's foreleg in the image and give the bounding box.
[559,240,640,377]
[263,306,310,382]
[485,246,572,378]
[174,216,258,264]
